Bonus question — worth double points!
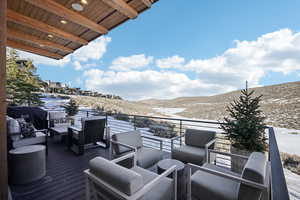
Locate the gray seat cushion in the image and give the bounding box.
[112,131,143,154]
[131,166,173,200]
[185,129,216,148]
[191,163,240,200]
[238,152,267,200]
[13,131,46,148]
[172,145,205,166]
[137,147,163,168]
[89,157,143,196]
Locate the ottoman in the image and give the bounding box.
[9,145,46,184]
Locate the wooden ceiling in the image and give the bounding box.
[7,0,158,59]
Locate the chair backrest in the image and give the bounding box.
[238,152,267,200]
[81,116,106,144]
[112,130,143,155]
[185,129,216,148]
[88,157,143,196]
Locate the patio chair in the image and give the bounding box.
[7,116,48,154]
[48,111,70,140]
[84,152,177,200]
[187,151,270,200]
[171,129,216,166]
[67,116,110,155]
[111,130,164,168]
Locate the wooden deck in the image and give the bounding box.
[10,139,112,200]
[10,138,169,200]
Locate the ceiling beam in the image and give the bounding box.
[7,9,88,45]
[7,28,74,53]
[140,0,152,7]
[25,0,108,34]
[101,0,138,19]
[7,39,63,60]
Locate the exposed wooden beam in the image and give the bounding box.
[7,29,73,53]
[140,0,152,7]
[7,39,64,60]
[0,0,7,199]
[7,9,88,45]
[101,0,138,19]
[25,0,108,34]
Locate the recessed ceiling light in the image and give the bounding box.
[47,34,53,38]
[39,44,44,47]
[81,0,88,5]
[71,3,83,11]
[60,20,68,24]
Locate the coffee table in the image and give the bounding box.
[157,159,186,200]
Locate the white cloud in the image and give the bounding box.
[73,61,97,71]
[109,54,153,71]
[17,36,111,67]
[83,69,233,100]
[183,29,300,88]
[156,55,185,69]
[17,51,71,67]
[72,37,111,62]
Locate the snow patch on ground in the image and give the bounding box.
[273,127,300,155]
[153,107,185,116]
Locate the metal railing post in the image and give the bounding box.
[179,120,183,145]
[86,111,89,117]
[133,116,136,130]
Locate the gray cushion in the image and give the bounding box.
[89,157,143,196]
[191,163,240,200]
[185,129,216,148]
[172,145,205,166]
[7,118,21,135]
[112,131,143,154]
[238,152,267,200]
[131,166,173,200]
[137,147,163,168]
[13,132,46,148]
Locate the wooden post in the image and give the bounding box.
[0,0,8,199]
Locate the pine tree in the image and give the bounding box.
[61,99,79,116]
[221,84,267,152]
[6,49,43,106]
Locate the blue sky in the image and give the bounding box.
[18,0,300,100]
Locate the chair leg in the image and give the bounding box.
[187,166,192,200]
[78,145,84,155]
[85,176,91,200]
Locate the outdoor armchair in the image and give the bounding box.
[84,152,177,200]
[187,151,270,200]
[68,116,110,155]
[171,129,216,166]
[111,130,164,168]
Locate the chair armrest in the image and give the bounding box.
[141,135,163,151]
[205,139,217,163]
[110,140,137,152]
[69,126,82,132]
[208,149,249,160]
[131,165,177,200]
[187,163,267,190]
[170,133,185,150]
[111,152,137,166]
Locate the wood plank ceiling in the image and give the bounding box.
[7,0,157,59]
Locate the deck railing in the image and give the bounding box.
[48,108,291,200]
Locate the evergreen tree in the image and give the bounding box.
[6,49,43,106]
[221,84,267,152]
[61,99,79,116]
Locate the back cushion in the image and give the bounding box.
[112,131,143,155]
[185,129,216,148]
[89,157,143,196]
[238,152,267,200]
[7,118,21,135]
